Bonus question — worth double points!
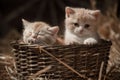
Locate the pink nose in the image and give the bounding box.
[80,29,83,33]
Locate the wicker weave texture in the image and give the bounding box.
[12,41,111,80]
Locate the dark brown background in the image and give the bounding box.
[0,0,119,54]
[0,0,119,37]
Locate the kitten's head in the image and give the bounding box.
[65,7,100,37]
[98,19,120,41]
[22,19,59,45]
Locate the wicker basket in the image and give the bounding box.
[11,40,111,80]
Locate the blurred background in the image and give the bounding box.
[0,0,120,80]
[0,0,119,54]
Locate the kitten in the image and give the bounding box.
[64,7,100,45]
[22,19,60,45]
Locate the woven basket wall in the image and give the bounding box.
[11,40,111,80]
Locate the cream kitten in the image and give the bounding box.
[64,7,100,45]
[22,19,59,45]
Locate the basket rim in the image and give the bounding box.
[11,40,112,48]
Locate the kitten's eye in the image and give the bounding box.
[84,24,90,28]
[73,23,79,27]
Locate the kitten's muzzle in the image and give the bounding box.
[79,29,83,34]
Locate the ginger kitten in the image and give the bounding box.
[22,19,60,45]
[64,7,100,45]
[98,19,120,72]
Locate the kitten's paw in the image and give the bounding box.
[84,38,98,45]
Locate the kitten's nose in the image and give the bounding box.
[80,29,83,33]
[78,27,83,33]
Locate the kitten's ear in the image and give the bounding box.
[65,7,75,18]
[22,19,30,28]
[49,26,59,34]
[90,10,101,18]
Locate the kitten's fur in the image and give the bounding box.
[98,19,120,72]
[64,7,100,45]
[22,19,60,45]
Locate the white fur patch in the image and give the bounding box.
[65,30,84,45]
